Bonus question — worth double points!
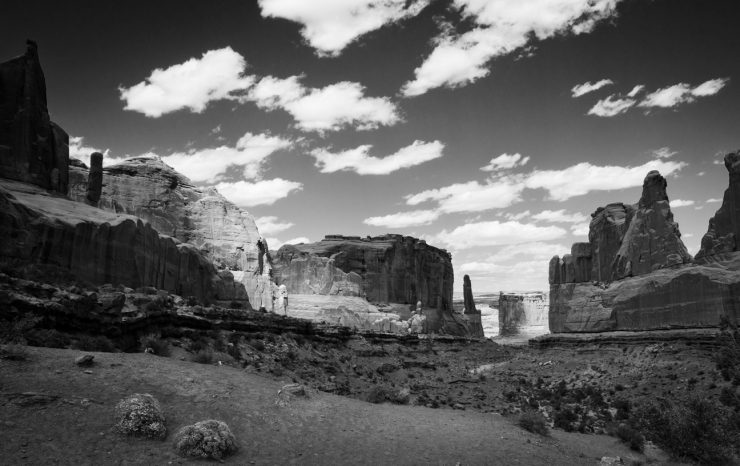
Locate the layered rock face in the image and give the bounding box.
[550,167,738,333]
[0,41,69,194]
[498,292,548,336]
[462,275,484,338]
[68,156,276,310]
[696,151,740,258]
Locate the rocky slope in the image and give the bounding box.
[68,156,277,310]
[549,164,739,333]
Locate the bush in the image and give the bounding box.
[191,349,213,364]
[73,335,115,352]
[140,335,171,357]
[0,343,29,361]
[173,420,237,460]
[114,393,167,439]
[518,411,549,436]
[633,396,740,464]
[24,328,70,348]
[364,385,410,405]
[553,407,578,432]
[615,423,645,452]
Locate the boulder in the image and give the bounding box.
[0,41,69,194]
[696,151,740,258]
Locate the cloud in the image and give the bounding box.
[531,209,588,224]
[488,241,568,262]
[363,209,440,228]
[401,0,620,97]
[255,216,294,236]
[248,76,400,132]
[266,236,310,251]
[311,140,443,175]
[215,178,303,207]
[432,220,566,250]
[120,47,254,117]
[627,85,645,98]
[670,199,695,208]
[504,210,530,221]
[571,79,613,97]
[652,147,677,159]
[638,78,729,109]
[459,258,549,291]
[480,153,530,172]
[571,223,590,236]
[68,136,116,167]
[406,175,526,213]
[159,132,293,183]
[258,0,429,57]
[706,198,722,203]
[525,159,687,201]
[587,95,636,117]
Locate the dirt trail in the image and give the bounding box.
[0,346,659,465]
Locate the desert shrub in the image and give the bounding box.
[114,393,166,439]
[0,315,42,344]
[228,300,242,309]
[715,321,740,384]
[191,349,213,364]
[187,337,209,353]
[24,328,70,348]
[633,396,740,464]
[173,420,237,460]
[0,343,29,361]
[74,335,115,352]
[518,411,550,436]
[720,387,740,409]
[364,385,410,404]
[139,334,171,357]
[613,398,631,420]
[251,339,266,351]
[553,407,578,432]
[615,423,645,452]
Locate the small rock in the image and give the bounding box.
[75,354,95,366]
[599,457,624,465]
[453,403,465,410]
[84,370,93,374]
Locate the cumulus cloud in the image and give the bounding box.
[159,132,293,183]
[432,220,566,249]
[311,140,443,175]
[68,136,116,167]
[639,78,729,109]
[652,147,677,159]
[488,241,568,262]
[215,178,303,207]
[120,47,254,117]
[255,216,294,235]
[525,159,687,201]
[571,223,590,236]
[571,79,613,97]
[401,0,620,97]
[248,76,400,132]
[587,95,636,117]
[406,175,526,213]
[258,0,429,56]
[363,209,440,228]
[531,209,588,224]
[669,199,695,208]
[480,153,530,172]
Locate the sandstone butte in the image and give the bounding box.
[549,164,740,333]
[272,235,485,336]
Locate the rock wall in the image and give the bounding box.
[68,156,277,310]
[462,275,485,338]
[549,166,739,333]
[498,292,548,336]
[0,41,69,194]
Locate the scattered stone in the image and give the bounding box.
[75,354,94,366]
[276,383,309,406]
[114,393,166,440]
[599,457,624,465]
[83,370,93,374]
[172,420,237,460]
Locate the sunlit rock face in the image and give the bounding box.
[68,156,277,310]
[0,41,69,195]
[548,168,740,333]
[498,292,548,337]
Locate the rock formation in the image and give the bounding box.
[68,156,277,310]
[0,41,69,194]
[696,151,740,258]
[549,166,739,333]
[462,275,485,338]
[498,292,548,336]
[86,151,103,206]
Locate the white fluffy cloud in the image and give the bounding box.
[639,78,729,108]
[363,209,440,228]
[255,216,294,235]
[258,0,429,56]
[159,132,292,183]
[248,76,400,132]
[571,79,613,97]
[406,175,526,213]
[531,209,588,224]
[480,153,530,172]
[432,220,566,249]
[706,198,722,203]
[587,95,636,117]
[215,178,303,207]
[311,140,443,175]
[670,199,695,208]
[401,0,620,96]
[120,47,254,117]
[525,159,687,201]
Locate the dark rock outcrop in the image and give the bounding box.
[696,151,740,258]
[68,156,276,310]
[0,41,69,194]
[86,152,103,206]
[462,275,484,338]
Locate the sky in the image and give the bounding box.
[3,0,739,292]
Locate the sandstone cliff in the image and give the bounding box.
[549,167,738,333]
[696,151,740,258]
[68,156,277,310]
[0,41,69,194]
[462,275,485,338]
[498,292,548,336]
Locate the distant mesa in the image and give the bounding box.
[549,163,740,333]
[498,292,548,337]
